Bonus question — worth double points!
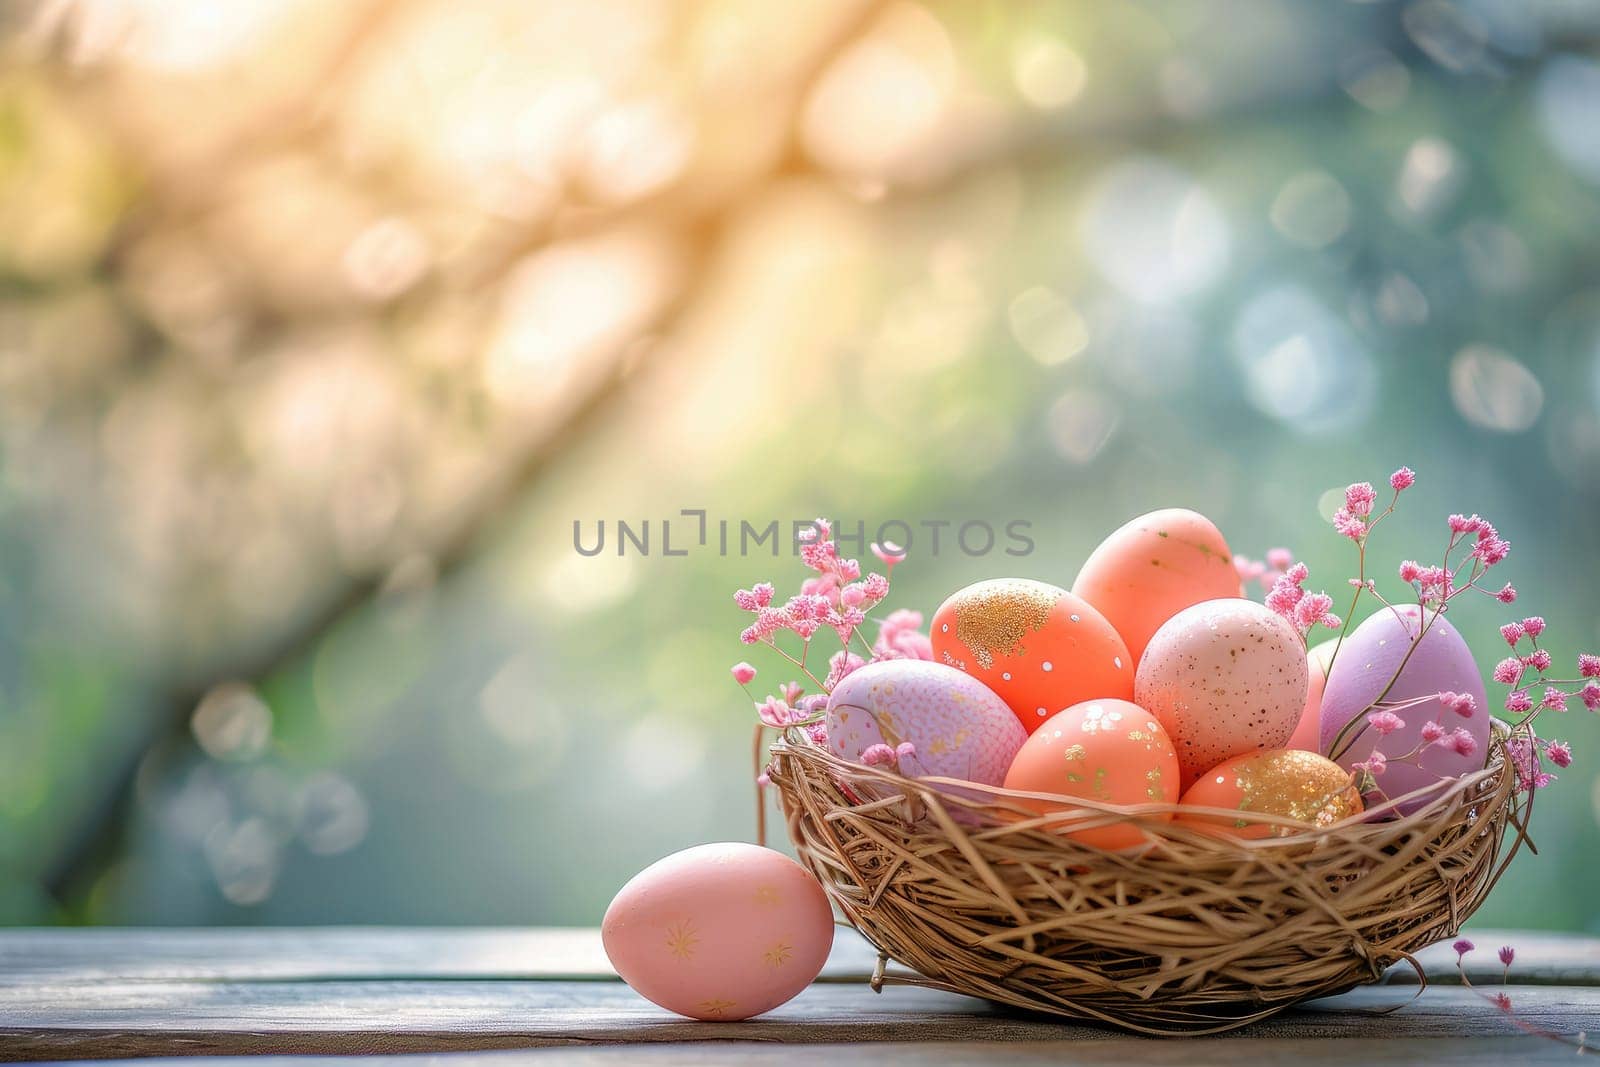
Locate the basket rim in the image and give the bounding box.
[767,716,1522,853]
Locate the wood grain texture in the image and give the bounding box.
[32,1037,1591,1067]
[2,927,1593,985]
[1,980,1596,1060]
[2,928,1596,1062]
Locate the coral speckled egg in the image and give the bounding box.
[1071,509,1240,666]
[827,660,1025,784]
[1319,605,1489,815]
[1178,749,1363,838]
[1001,699,1180,850]
[1285,638,1337,752]
[1135,598,1308,789]
[930,578,1132,734]
[602,843,833,1021]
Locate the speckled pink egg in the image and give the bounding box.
[827,660,1026,784]
[1319,604,1489,815]
[602,843,834,1021]
[1135,598,1309,789]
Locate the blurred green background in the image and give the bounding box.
[1,0,1598,931]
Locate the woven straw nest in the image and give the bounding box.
[762,719,1534,1036]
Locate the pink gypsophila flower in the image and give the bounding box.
[780,681,805,706]
[1266,547,1294,570]
[1492,658,1522,685]
[1345,482,1377,517]
[1367,710,1405,736]
[756,697,795,728]
[1354,751,1387,777]
[1389,466,1415,490]
[1541,687,1568,712]
[1505,689,1534,714]
[859,743,895,766]
[1498,945,1516,967]
[1580,653,1600,678]
[1495,583,1517,604]
[1448,514,1481,534]
[870,540,906,567]
[1582,681,1600,711]
[1332,506,1365,540]
[1398,560,1421,583]
[1420,720,1446,743]
[825,650,865,690]
[863,573,889,600]
[1449,728,1479,757]
[1521,616,1546,638]
[1446,692,1476,716]
[1454,938,1475,957]
[1546,740,1573,768]
[731,662,757,686]
[1500,622,1524,647]
[1294,592,1335,631]
[1528,649,1552,672]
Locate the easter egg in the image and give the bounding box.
[930,578,1132,734]
[826,660,1025,784]
[1285,638,1337,752]
[602,843,833,1021]
[1071,508,1240,666]
[1001,698,1180,850]
[1178,749,1363,838]
[1319,604,1489,814]
[1135,598,1308,789]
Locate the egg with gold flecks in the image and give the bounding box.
[1135,597,1309,790]
[1001,698,1180,850]
[931,578,1132,734]
[826,659,1025,785]
[1071,508,1240,666]
[602,843,833,1021]
[1178,749,1363,838]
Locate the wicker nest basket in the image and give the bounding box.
[763,719,1534,1036]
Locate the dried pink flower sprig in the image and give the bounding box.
[1241,467,1587,802]
[730,519,932,744]
[1451,940,1592,1052]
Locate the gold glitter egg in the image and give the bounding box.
[931,578,1132,736]
[1177,749,1362,839]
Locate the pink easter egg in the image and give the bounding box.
[1135,598,1309,790]
[827,659,1026,784]
[602,842,833,1020]
[1319,605,1489,815]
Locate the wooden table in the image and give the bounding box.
[3,928,1597,1064]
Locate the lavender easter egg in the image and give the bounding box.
[826,660,1026,784]
[1135,598,1309,790]
[1319,605,1489,815]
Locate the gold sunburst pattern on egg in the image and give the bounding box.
[1178,749,1363,839]
[946,579,1057,671]
[932,578,1133,735]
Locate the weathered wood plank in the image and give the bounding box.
[30,1036,1593,1067]
[0,980,1594,1060]
[0,928,1591,986]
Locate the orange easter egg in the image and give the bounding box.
[1001,698,1180,850]
[1285,638,1336,752]
[931,578,1132,734]
[1177,749,1362,839]
[1071,508,1239,667]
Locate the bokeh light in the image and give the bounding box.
[0,0,1597,934]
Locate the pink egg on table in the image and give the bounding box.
[1135,598,1309,789]
[827,660,1026,785]
[1319,605,1489,815]
[602,842,834,1021]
